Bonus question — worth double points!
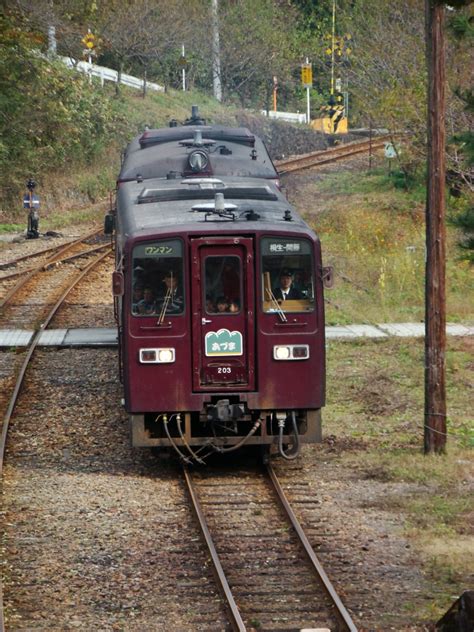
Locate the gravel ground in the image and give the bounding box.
[0,224,99,262]
[51,257,115,329]
[2,349,227,631]
[1,347,433,631]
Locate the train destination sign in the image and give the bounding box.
[269,242,301,253]
[262,237,311,255]
[205,329,243,357]
[135,239,182,258]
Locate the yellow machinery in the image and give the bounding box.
[311,95,348,134]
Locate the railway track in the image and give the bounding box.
[275,136,391,174]
[0,239,113,631]
[184,463,358,631]
[0,227,110,326]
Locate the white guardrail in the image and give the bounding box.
[260,110,307,124]
[61,57,165,92]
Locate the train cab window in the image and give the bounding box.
[131,239,184,316]
[261,237,315,313]
[204,256,241,314]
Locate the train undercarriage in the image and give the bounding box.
[131,405,321,463]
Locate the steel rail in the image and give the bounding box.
[0,241,77,270]
[0,228,104,309]
[276,136,391,174]
[266,463,358,631]
[1,242,110,282]
[0,247,112,632]
[0,226,103,269]
[182,467,247,632]
[0,218,103,269]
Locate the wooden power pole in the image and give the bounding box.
[424,0,447,454]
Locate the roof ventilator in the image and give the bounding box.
[181,178,225,188]
[284,209,293,221]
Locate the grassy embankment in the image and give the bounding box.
[0,83,233,233]
[300,168,473,620]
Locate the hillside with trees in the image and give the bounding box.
[1,1,472,229]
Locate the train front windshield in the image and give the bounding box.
[131,239,184,316]
[261,236,315,313]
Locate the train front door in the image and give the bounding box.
[191,237,255,391]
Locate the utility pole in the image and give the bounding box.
[211,0,222,102]
[181,44,186,92]
[47,25,56,57]
[330,0,336,96]
[424,0,447,454]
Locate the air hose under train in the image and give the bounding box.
[160,414,263,464]
[211,417,263,454]
[278,411,301,460]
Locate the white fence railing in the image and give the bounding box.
[61,57,165,92]
[260,110,307,124]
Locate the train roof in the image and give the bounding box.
[119,125,278,182]
[116,176,316,241]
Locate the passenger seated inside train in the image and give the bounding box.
[132,284,144,314]
[216,296,228,313]
[137,287,156,315]
[229,299,240,313]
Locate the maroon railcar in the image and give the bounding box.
[107,113,328,462]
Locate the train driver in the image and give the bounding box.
[273,269,303,301]
[156,270,184,314]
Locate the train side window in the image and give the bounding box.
[204,256,241,314]
[261,237,315,313]
[131,239,184,316]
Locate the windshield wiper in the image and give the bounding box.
[265,287,287,323]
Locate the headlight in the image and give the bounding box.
[188,150,209,172]
[274,346,291,360]
[273,344,309,361]
[139,348,175,364]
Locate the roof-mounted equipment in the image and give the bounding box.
[188,149,209,173]
[137,183,277,204]
[242,209,260,221]
[184,105,206,126]
[191,192,237,221]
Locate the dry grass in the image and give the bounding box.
[297,167,474,325]
[324,334,473,614]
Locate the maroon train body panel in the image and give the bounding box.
[108,109,327,462]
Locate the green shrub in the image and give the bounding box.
[0,15,118,214]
